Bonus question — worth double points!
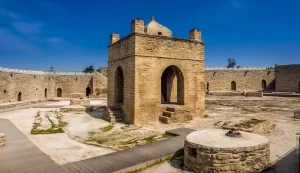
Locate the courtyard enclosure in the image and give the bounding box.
[107,17,205,125]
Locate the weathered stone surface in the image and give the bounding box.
[184,129,270,173]
[70,99,90,105]
[107,17,205,125]
[215,118,275,134]
[245,91,263,97]
[60,105,93,112]
[0,133,5,149]
[71,93,85,99]
[275,64,300,92]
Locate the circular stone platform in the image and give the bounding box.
[0,133,5,149]
[184,129,270,173]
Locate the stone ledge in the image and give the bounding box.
[0,133,6,149]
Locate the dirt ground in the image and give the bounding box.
[0,96,299,172]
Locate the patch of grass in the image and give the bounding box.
[100,124,114,132]
[144,135,157,144]
[31,128,64,135]
[203,114,209,118]
[96,138,108,144]
[88,131,96,135]
[234,118,265,129]
[59,120,68,127]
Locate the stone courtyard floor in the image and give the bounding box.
[0,96,299,172]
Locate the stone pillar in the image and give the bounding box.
[189,28,201,41]
[131,18,144,34]
[110,34,120,44]
[0,133,5,149]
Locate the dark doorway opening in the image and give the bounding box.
[115,66,124,103]
[262,80,267,90]
[231,81,236,91]
[86,87,92,97]
[161,65,184,105]
[57,88,62,97]
[18,92,22,101]
[45,88,47,98]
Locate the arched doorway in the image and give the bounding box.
[206,82,210,92]
[231,81,236,91]
[262,80,267,90]
[161,65,184,105]
[115,66,124,103]
[44,88,47,98]
[57,88,62,97]
[86,87,92,97]
[18,92,22,101]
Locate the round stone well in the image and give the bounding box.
[184,129,270,173]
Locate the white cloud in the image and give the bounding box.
[0,27,41,53]
[12,21,43,34]
[0,8,20,19]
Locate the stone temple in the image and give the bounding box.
[105,17,205,125]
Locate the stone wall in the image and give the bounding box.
[107,18,205,125]
[275,64,300,92]
[0,68,107,103]
[205,68,275,92]
[184,139,270,173]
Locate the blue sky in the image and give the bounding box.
[0,0,299,71]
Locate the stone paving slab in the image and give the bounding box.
[61,128,195,173]
[0,119,68,173]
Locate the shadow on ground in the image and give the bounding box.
[264,145,299,173]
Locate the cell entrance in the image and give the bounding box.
[115,67,124,103]
[18,92,22,101]
[57,88,62,97]
[161,65,184,105]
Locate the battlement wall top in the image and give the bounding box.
[0,67,93,76]
[204,67,275,70]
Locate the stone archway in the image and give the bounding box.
[57,88,62,97]
[231,81,236,91]
[18,92,22,101]
[115,66,124,104]
[161,65,184,105]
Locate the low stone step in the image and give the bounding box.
[166,107,176,112]
[163,111,175,118]
[159,116,170,124]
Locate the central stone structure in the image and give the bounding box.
[184,129,270,173]
[106,17,205,125]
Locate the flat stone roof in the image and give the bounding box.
[186,129,269,148]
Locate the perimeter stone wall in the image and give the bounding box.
[0,69,107,103]
[205,68,275,92]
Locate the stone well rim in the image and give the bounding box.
[186,129,269,148]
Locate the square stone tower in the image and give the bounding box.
[107,17,205,125]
